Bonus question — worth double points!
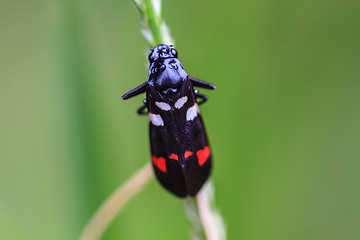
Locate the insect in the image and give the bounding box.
[122,44,215,198]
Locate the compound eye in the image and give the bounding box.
[171,48,178,58]
[148,47,159,62]
[148,54,158,62]
[148,54,153,62]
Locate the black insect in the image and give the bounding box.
[122,44,215,198]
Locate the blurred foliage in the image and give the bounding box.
[0,0,359,239]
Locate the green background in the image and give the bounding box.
[1,0,359,239]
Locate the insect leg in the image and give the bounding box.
[122,82,147,100]
[136,99,148,115]
[194,89,208,105]
[188,76,216,90]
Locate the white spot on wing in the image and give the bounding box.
[175,96,188,109]
[149,113,164,126]
[186,104,199,121]
[155,102,171,111]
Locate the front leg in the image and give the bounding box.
[136,99,148,115]
[194,89,208,105]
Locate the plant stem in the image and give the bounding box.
[185,182,226,240]
[130,0,173,47]
[79,163,153,240]
[196,182,226,240]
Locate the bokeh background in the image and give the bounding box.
[1,0,359,239]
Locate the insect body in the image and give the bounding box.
[122,44,215,198]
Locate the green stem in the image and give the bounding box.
[130,0,173,47]
[144,0,161,44]
[79,163,153,240]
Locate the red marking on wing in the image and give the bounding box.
[169,153,179,161]
[184,151,193,159]
[196,146,210,166]
[152,156,167,172]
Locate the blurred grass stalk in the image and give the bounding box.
[80,0,225,239]
[79,163,154,240]
[130,0,174,46]
[186,182,226,240]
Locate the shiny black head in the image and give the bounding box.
[148,44,178,63]
[148,44,187,93]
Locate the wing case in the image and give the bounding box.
[147,78,212,197]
